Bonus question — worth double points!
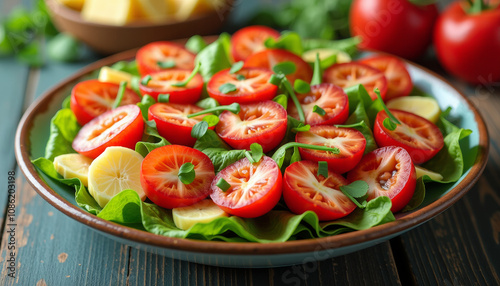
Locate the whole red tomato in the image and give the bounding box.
[350,0,438,60]
[434,1,500,84]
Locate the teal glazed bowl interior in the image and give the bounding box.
[15,47,489,268]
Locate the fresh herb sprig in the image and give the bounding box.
[187,103,240,118]
[269,62,306,123]
[272,142,339,168]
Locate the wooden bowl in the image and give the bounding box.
[45,0,232,54]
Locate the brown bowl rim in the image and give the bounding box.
[45,0,231,28]
[15,44,490,256]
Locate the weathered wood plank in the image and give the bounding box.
[0,175,130,285]
[127,241,401,286]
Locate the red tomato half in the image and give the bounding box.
[148,103,213,147]
[323,62,388,101]
[244,49,313,83]
[216,101,287,153]
[374,109,444,164]
[139,69,203,103]
[70,80,141,126]
[206,67,278,105]
[210,156,282,218]
[72,105,144,159]
[283,160,356,221]
[136,41,196,76]
[347,146,416,213]
[360,55,413,100]
[141,145,215,209]
[350,0,438,60]
[231,25,280,62]
[287,83,349,126]
[295,126,366,174]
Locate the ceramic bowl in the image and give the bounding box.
[15,46,489,268]
[45,0,232,54]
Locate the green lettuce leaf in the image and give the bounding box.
[44,108,80,161]
[193,129,246,172]
[195,33,232,82]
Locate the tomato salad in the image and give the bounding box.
[34,27,471,242]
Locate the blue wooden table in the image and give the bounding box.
[1,0,499,285]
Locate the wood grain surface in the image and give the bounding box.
[1,0,499,285]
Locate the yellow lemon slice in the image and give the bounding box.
[53,153,93,186]
[302,48,352,65]
[88,147,146,207]
[386,96,441,123]
[415,166,444,181]
[98,66,134,88]
[172,199,228,230]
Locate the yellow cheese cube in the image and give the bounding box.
[57,0,86,11]
[98,67,134,88]
[82,0,139,25]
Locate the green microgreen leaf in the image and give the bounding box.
[311,53,322,86]
[250,143,264,163]
[218,83,237,94]
[171,61,201,87]
[236,74,246,81]
[273,94,288,109]
[272,142,339,168]
[335,121,366,129]
[292,123,310,132]
[158,94,170,103]
[157,60,176,69]
[216,178,231,192]
[290,147,301,165]
[178,163,195,185]
[191,121,210,139]
[229,61,244,74]
[269,74,284,86]
[141,75,152,86]
[375,88,401,126]
[137,95,156,121]
[202,115,219,127]
[383,118,397,131]
[112,81,127,109]
[294,79,311,94]
[281,77,306,123]
[187,103,240,118]
[272,61,297,75]
[317,161,329,178]
[313,105,326,116]
[340,180,369,209]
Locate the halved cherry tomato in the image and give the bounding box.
[207,67,277,105]
[139,69,203,103]
[283,160,356,221]
[141,145,215,209]
[244,49,313,83]
[70,80,141,126]
[347,146,416,213]
[295,126,366,174]
[148,103,213,147]
[374,109,444,164]
[323,62,388,101]
[216,101,287,152]
[287,83,349,126]
[136,41,196,76]
[210,156,282,218]
[72,105,144,159]
[231,25,280,62]
[360,55,413,100]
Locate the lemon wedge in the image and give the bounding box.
[98,66,134,88]
[53,153,93,186]
[88,147,146,207]
[302,48,351,65]
[386,96,441,123]
[415,165,444,181]
[172,199,228,230]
